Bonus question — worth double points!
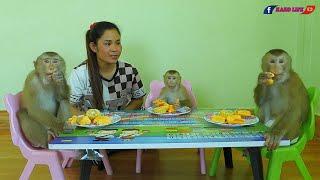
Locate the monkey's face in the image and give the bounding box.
[262,53,291,82]
[164,73,181,88]
[90,29,122,65]
[35,54,65,84]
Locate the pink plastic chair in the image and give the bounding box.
[99,149,113,175]
[136,80,206,174]
[3,93,79,180]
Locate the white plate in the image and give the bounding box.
[203,113,259,127]
[147,106,191,116]
[75,114,121,128]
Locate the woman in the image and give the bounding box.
[69,21,146,179]
[70,21,145,111]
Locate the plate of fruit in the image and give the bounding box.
[204,109,259,127]
[67,109,121,128]
[146,99,191,116]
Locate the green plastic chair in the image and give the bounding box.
[209,87,320,179]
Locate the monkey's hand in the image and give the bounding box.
[264,130,283,151]
[46,74,54,81]
[52,71,65,84]
[51,121,65,136]
[258,72,274,85]
[173,99,180,109]
[50,128,60,137]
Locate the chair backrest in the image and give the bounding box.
[3,93,23,146]
[3,92,37,154]
[144,80,197,108]
[303,87,320,141]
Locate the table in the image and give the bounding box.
[49,110,290,180]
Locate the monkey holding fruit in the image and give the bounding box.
[158,70,193,108]
[254,49,309,150]
[17,52,72,148]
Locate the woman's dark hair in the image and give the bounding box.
[86,21,121,109]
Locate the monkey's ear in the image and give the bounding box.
[89,42,97,53]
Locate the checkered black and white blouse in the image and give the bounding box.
[69,61,146,111]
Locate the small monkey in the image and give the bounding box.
[17,52,72,148]
[254,49,309,150]
[158,70,193,108]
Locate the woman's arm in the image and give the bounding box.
[125,97,144,110]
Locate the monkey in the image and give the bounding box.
[254,49,309,150]
[158,70,193,108]
[17,52,73,148]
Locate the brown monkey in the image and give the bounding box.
[254,49,309,150]
[158,70,193,108]
[17,52,72,148]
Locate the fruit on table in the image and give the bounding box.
[153,105,169,114]
[167,105,176,113]
[152,99,177,114]
[93,116,112,125]
[78,116,91,125]
[235,110,252,117]
[226,115,244,124]
[86,109,101,120]
[210,109,253,124]
[67,115,78,125]
[153,99,167,107]
[210,115,226,123]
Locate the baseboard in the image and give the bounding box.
[0,110,8,114]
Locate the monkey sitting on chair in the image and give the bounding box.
[17,52,72,148]
[254,49,309,150]
[158,70,193,108]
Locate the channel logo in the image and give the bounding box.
[263,5,315,15]
[264,5,278,14]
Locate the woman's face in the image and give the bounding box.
[93,29,122,64]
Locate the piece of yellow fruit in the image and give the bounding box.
[226,114,244,124]
[86,109,101,120]
[68,115,78,125]
[265,72,275,78]
[78,116,91,125]
[153,99,167,107]
[153,106,168,114]
[236,110,252,117]
[211,115,226,123]
[93,116,112,125]
[266,79,274,85]
[227,118,245,124]
[226,115,242,123]
[219,110,233,117]
[167,105,176,113]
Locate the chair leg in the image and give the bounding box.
[62,158,74,168]
[209,148,222,176]
[295,155,312,180]
[19,160,35,180]
[66,158,74,168]
[59,150,77,168]
[48,158,65,180]
[199,148,206,174]
[266,153,282,180]
[136,149,142,173]
[61,158,69,168]
[99,150,113,175]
